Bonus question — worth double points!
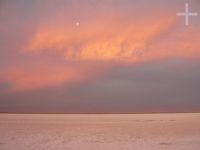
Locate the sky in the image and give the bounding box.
[0,0,200,113]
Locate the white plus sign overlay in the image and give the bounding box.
[176,3,198,25]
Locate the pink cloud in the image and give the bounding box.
[1,0,200,92]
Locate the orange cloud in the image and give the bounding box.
[0,67,77,92]
[0,65,86,92]
[0,61,113,92]
[2,1,200,93]
[23,12,177,63]
[145,26,200,61]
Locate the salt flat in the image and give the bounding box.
[0,113,200,150]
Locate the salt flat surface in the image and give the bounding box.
[0,113,200,150]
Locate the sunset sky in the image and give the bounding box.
[0,0,200,113]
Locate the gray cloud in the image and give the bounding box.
[0,60,200,113]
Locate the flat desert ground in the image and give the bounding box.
[0,113,200,150]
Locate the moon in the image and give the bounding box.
[76,22,80,27]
